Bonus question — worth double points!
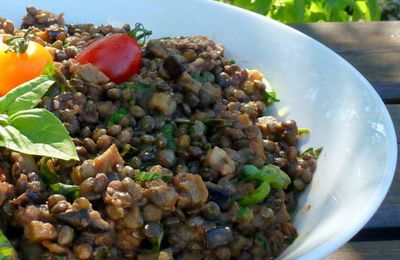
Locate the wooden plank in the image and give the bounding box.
[364,105,400,228]
[289,22,400,103]
[326,240,400,260]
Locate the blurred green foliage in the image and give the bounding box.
[219,0,381,22]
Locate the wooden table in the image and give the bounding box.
[288,21,400,259]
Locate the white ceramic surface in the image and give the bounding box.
[1,1,397,259]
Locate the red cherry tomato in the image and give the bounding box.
[76,34,142,84]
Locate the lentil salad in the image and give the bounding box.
[0,6,320,260]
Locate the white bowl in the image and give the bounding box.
[1,0,397,259]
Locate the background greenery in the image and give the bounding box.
[219,0,382,22]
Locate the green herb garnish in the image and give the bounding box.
[118,82,150,96]
[237,206,254,220]
[298,128,310,134]
[237,164,291,206]
[39,157,58,184]
[50,183,80,201]
[260,89,279,106]
[255,235,268,251]
[193,75,208,84]
[302,147,323,158]
[238,181,271,207]
[107,108,128,126]
[152,230,164,251]
[161,123,176,151]
[133,172,173,182]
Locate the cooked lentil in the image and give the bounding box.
[0,6,320,260]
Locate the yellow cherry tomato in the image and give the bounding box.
[0,41,53,96]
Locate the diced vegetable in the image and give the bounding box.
[25,221,58,242]
[174,173,209,206]
[205,146,235,176]
[177,72,202,94]
[148,92,177,116]
[92,144,124,173]
[71,63,109,84]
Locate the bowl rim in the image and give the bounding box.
[1,0,398,258]
[207,1,398,259]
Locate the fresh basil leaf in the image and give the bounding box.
[50,183,80,201]
[0,76,55,115]
[0,230,18,259]
[41,62,58,78]
[0,108,78,161]
[107,108,128,126]
[42,63,76,93]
